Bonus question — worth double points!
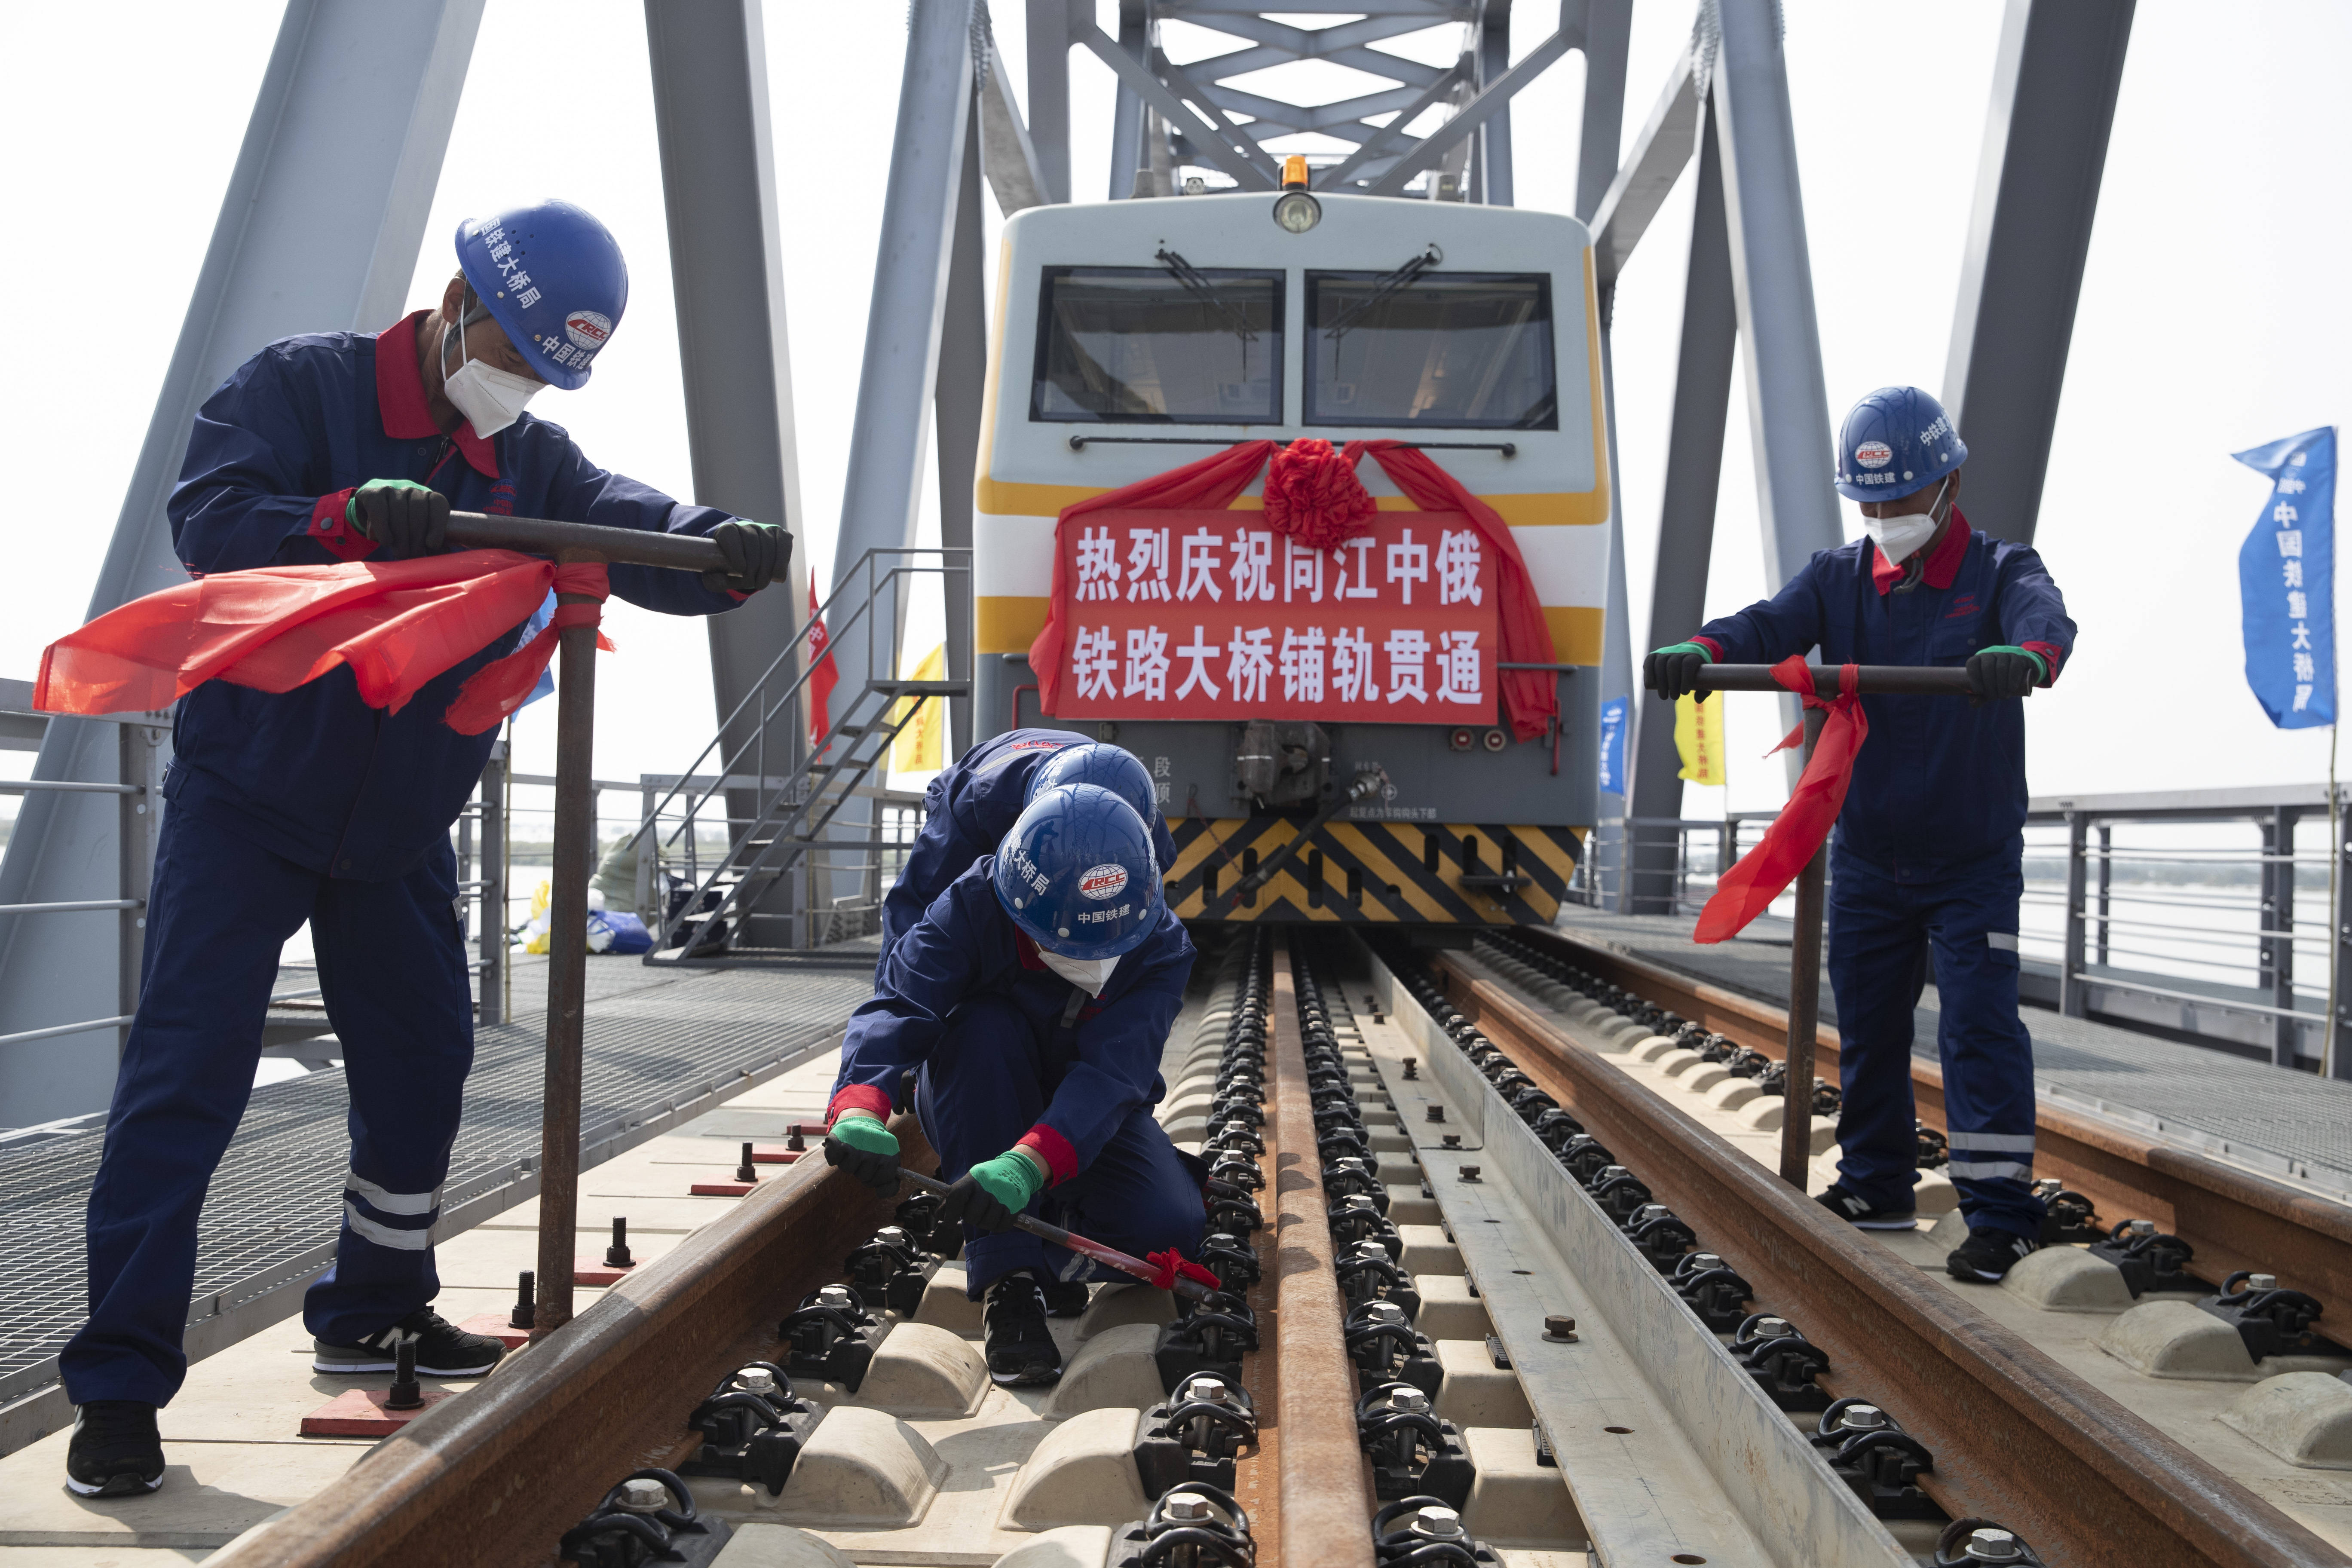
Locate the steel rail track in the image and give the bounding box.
[1518,925,2352,1329]
[210,1121,927,1568]
[1425,947,2343,1568]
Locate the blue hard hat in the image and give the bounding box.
[1834,386,1968,503]
[1029,743,1159,828]
[994,784,1163,960]
[454,200,628,392]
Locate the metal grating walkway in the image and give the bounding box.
[0,963,870,1408]
[1549,905,2352,1199]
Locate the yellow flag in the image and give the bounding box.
[1674,692,1724,786]
[891,643,948,773]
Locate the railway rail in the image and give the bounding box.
[185,923,2352,1568]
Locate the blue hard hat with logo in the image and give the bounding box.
[993,784,1163,960]
[453,200,628,392]
[1029,743,1158,827]
[1834,386,1969,503]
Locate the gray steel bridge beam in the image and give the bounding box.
[937,94,988,759]
[645,0,812,948]
[1107,3,1146,197]
[1626,105,1737,913]
[1025,0,1076,205]
[0,0,484,1127]
[1478,3,1515,205]
[1943,0,2135,546]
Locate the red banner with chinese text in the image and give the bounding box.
[1049,508,1499,724]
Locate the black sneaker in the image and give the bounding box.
[1039,1274,1091,1319]
[313,1307,506,1377]
[983,1274,1063,1386]
[1947,1226,2040,1282]
[1816,1184,1918,1231]
[64,1400,164,1498]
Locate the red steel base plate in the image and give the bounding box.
[299,1386,456,1437]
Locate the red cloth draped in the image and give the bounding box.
[1692,657,1869,944]
[1146,1248,1222,1293]
[1028,440,1558,738]
[34,550,612,737]
[1262,438,1376,549]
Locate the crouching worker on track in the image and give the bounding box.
[824,784,1201,1386]
[879,732,1177,963]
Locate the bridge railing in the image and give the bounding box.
[1570,784,2348,1078]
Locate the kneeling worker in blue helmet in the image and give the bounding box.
[62,200,793,1499]
[824,784,1200,1385]
[879,731,1177,965]
[1645,386,2074,1284]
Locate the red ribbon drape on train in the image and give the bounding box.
[33,550,612,736]
[1691,656,1870,944]
[1027,438,1559,740]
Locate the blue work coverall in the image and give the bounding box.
[63,313,744,1405]
[879,729,1179,964]
[1694,514,2075,1237]
[832,860,1202,1292]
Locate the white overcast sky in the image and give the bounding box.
[0,1,2345,818]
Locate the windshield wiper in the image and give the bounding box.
[1320,245,1442,342]
[1155,248,1260,344]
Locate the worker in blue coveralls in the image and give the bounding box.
[823,784,1200,1386]
[1645,386,2074,1285]
[61,200,792,1499]
[879,730,1179,965]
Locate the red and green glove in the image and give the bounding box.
[823,1109,902,1197]
[939,1147,1048,1234]
[349,478,450,560]
[1645,640,1714,703]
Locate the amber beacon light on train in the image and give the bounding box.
[974,156,1609,929]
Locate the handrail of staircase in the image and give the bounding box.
[629,547,971,856]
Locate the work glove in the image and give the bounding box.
[823,1110,901,1197]
[939,1148,1047,1235]
[703,519,792,594]
[1644,640,1714,703]
[1966,645,2047,704]
[348,478,450,560]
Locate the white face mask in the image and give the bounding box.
[441,314,542,438]
[1861,478,1948,567]
[1039,949,1120,995]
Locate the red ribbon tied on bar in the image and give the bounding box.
[1691,656,1870,945]
[1145,1248,1222,1292]
[34,550,612,736]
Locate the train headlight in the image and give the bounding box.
[1272,190,1321,234]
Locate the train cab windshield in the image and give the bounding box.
[1031,264,1285,423]
[1305,271,1556,430]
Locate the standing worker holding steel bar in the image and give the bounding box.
[1644,386,2075,1283]
[60,200,790,1500]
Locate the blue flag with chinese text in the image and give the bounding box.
[1597,695,1629,793]
[2235,427,2336,729]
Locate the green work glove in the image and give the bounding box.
[1644,640,1714,704]
[1966,645,2048,703]
[346,478,450,560]
[941,1148,1047,1234]
[824,1110,902,1196]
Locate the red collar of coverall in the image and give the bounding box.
[376,312,502,479]
[1871,506,1972,594]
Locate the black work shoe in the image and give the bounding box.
[313,1307,505,1377]
[64,1400,164,1498]
[983,1274,1063,1386]
[1038,1274,1092,1319]
[1947,1226,2040,1282]
[1816,1184,1918,1231]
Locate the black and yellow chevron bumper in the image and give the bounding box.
[1167,817,1583,926]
